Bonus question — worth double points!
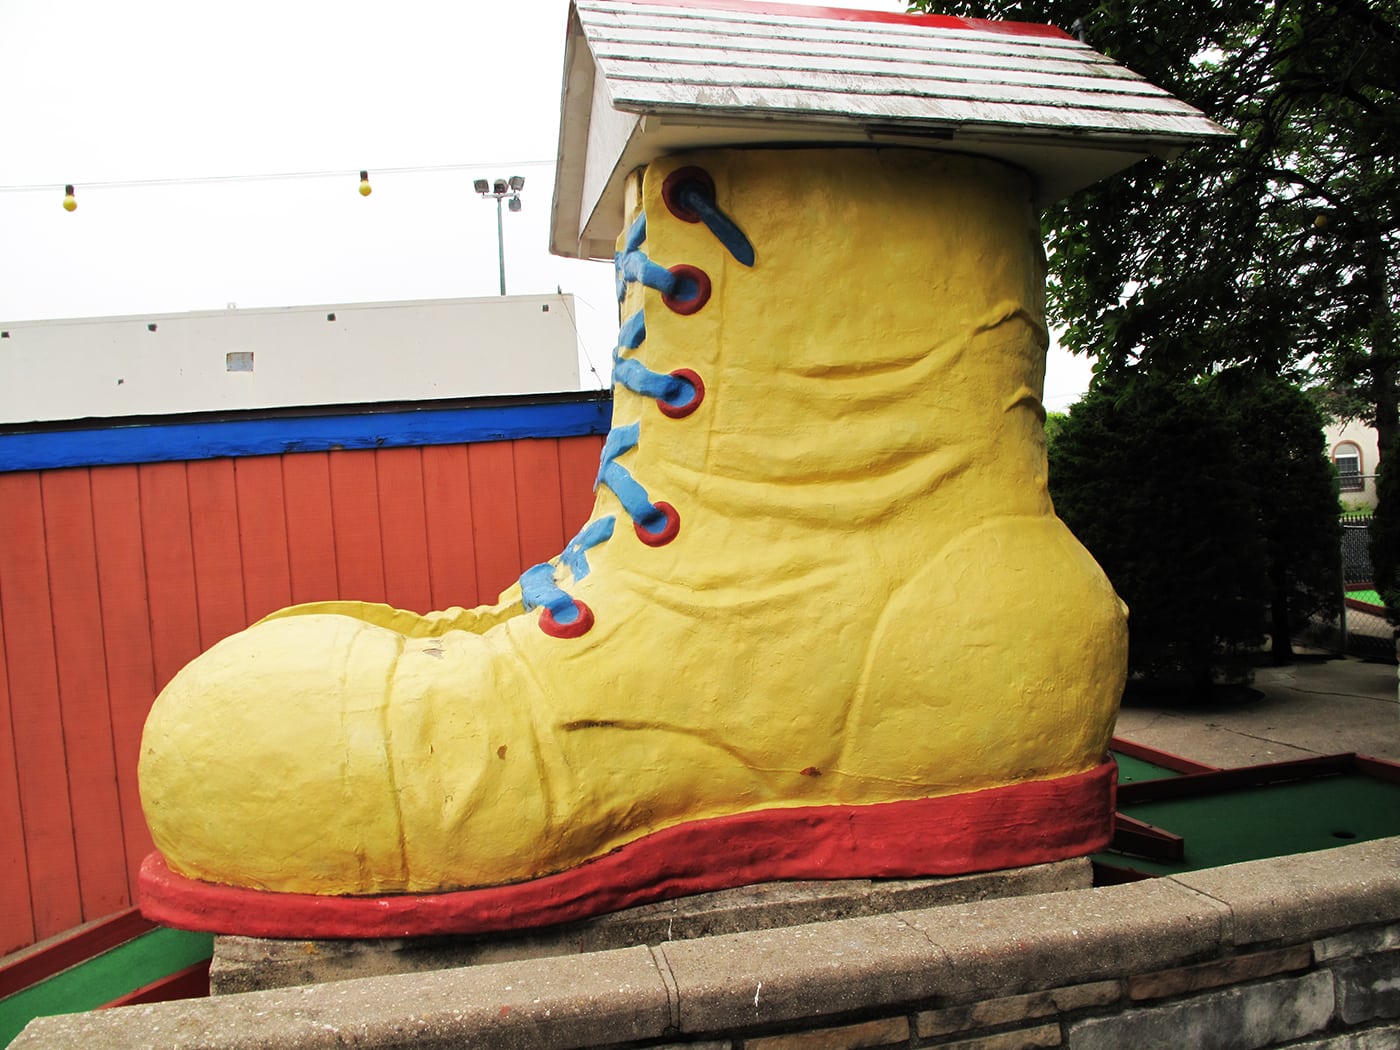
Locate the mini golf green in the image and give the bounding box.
[0,926,212,1047]
[1112,751,1184,785]
[1099,754,1400,880]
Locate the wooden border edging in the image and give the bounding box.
[1109,736,1219,775]
[1116,752,1375,805]
[102,960,212,1009]
[0,909,154,1000]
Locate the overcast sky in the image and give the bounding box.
[0,0,1093,406]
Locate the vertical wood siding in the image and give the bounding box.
[0,435,603,956]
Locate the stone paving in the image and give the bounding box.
[1113,653,1400,767]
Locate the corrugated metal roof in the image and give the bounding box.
[551,0,1231,259]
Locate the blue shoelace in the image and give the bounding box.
[519,171,753,637]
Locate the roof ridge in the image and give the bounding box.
[577,0,1074,40]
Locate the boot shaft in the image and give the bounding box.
[614,148,1055,543]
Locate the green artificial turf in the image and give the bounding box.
[1112,752,1183,785]
[1105,774,1400,877]
[0,926,212,1047]
[1347,588,1383,606]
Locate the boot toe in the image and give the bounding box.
[140,614,413,895]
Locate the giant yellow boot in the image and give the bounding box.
[139,148,1128,938]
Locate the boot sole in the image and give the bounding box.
[138,760,1114,938]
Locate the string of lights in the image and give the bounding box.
[0,159,556,206]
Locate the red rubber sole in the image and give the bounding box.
[139,761,1115,939]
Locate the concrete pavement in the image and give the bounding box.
[1112,653,1400,768]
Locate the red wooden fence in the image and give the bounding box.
[0,435,603,957]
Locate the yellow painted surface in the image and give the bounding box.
[139,148,1128,895]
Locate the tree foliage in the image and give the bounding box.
[1048,376,1267,688]
[1209,369,1342,660]
[911,0,1400,447]
[1370,430,1400,623]
[1048,372,1340,684]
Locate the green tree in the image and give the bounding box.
[911,0,1400,449]
[1209,369,1342,662]
[1043,409,1069,449]
[1048,376,1268,690]
[1370,431,1400,623]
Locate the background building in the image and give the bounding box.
[0,294,586,424]
[1326,418,1381,511]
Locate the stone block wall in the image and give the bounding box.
[14,837,1400,1049]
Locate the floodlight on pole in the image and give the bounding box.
[475,175,526,295]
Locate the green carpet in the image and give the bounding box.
[1112,752,1183,785]
[1106,774,1400,876]
[0,927,212,1047]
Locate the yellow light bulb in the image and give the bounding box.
[358,171,372,197]
[62,184,76,212]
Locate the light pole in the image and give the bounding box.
[474,176,524,295]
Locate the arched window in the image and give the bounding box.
[1334,442,1364,491]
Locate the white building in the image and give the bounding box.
[1326,418,1381,510]
[0,293,584,424]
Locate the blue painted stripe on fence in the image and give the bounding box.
[0,398,612,473]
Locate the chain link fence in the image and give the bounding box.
[1298,514,1397,662]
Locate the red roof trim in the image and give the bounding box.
[594,0,1073,39]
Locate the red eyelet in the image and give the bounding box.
[539,601,594,639]
[661,167,716,224]
[662,265,711,315]
[658,369,705,418]
[635,501,680,547]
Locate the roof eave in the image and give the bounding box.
[550,7,595,260]
[553,97,1233,260]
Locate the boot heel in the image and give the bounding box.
[849,515,1127,790]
